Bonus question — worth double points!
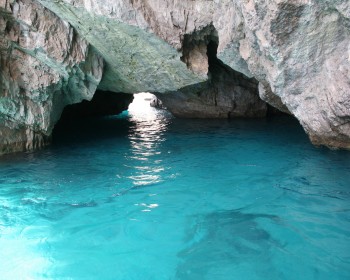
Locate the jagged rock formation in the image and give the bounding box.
[0,0,104,154]
[157,33,267,118]
[0,0,349,154]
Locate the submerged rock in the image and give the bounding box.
[176,210,281,279]
[0,0,349,153]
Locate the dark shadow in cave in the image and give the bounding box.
[175,24,288,119]
[207,39,220,75]
[58,91,133,121]
[52,114,132,146]
[206,35,289,117]
[206,38,259,94]
[52,90,134,145]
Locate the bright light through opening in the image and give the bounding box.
[128,92,161,120]
[125,92,171,188]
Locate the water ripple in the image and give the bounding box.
[0,96,350,279]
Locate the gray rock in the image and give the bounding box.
[150,96,164,110]
[0,0,349,154]
[0,0,103,154]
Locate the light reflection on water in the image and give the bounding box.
[0,93,350,279]
[0,93,172,279]
[126,93,172,187]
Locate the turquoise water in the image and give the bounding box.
[1,101,350,280]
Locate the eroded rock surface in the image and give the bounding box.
[0,0,104,154]
[157,38,267,118]
[1,0,349,153]
[124,0,350,147]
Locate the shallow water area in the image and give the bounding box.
[1,95,350,279]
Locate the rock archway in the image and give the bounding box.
[155,25,267,118]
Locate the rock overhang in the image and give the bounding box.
[0,0,350,154]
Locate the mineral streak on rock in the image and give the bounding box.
[1,0,350,154]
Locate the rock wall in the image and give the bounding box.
[0,0,349,153]
[0,0,104,154]
[234,0,350,149]
[124,0,350,147]
[157,37,267,118]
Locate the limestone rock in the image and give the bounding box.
[0,0,103,154]
[37,0,206,93]
[233,0,350,148]
[137,0,350,148]
[1,0,350,153]
[40,0,349,148]
[150,96,164,110]
[157,39,267,118]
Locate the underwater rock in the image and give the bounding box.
[176,210,281,279]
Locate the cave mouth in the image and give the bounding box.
[128,92,167,115]
[179,24,287,118]
[52,91,133,145]
[207,40,219,75]
[57,91,134,122]
[51,91,170,145]
[180,24,219,77]
[179,24,243,81]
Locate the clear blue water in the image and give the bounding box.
[1,100,350,280]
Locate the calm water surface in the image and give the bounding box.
[1,97,350,279]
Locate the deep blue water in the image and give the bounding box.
[1,99,350,279]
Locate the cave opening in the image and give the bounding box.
[51,91,170,146]
[52,25,287,146]
[180,24,219,77]
[207,35,288,117]
[207,39,220,75]
[181,25,287,118]
[57,91,134,122]
[52,91,133,144]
